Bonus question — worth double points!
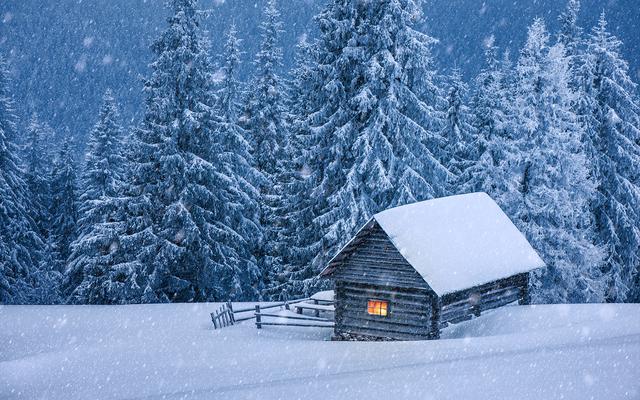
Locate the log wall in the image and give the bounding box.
[334,281,436,340]
[439,273,529,326]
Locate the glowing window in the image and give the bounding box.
[367,300,388,316]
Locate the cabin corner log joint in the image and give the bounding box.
[320,192,545,341]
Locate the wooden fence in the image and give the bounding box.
[210,301,235,329]
[210,297,321,329]
[254,303,335,329]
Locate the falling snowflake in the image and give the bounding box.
[479,2,488,16]
[83,36,94,48]
[583,373,595,386]
[74,55,87,73]
[102,54,114,65]
[482,35,495,49]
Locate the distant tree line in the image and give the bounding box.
[1,0,638,305]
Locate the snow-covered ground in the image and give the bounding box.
[1,302,639,400]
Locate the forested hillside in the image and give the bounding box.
[2,0,639,142]
[1,0,639,305]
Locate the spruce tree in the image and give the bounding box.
[264,38,324,299]
[460,36,518,206]
[301,0,449,273]
[582,13,640,302]
[557,0,582,62]
[512,20,605,302]
[215,25,262,300]
[66,192,142,304]
[24,115,55,241]
[76,90,126,236]
[0,57,46,304]
[241,0,288,296]
[131,0,241,302]
[48,134,79,270]
[64,90,128,300]
[441,69,474,192]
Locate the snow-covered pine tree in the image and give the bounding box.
[65,189,143,305]
[241,0,288,296]
[48,134,78,271]
[459,36,518,206]
[21,114,63,303]
[581,13,640,302]
[24,115,55,241]
[132,0,241,302]
[557,0,582,63]
[512,19,605,303]
[441,69,474,193]
[0,56,46,304]
[214,25,262,300]
[76,90,126,236]
[302,0,449,273]
[263,37,324,300]
[63,90,128,299]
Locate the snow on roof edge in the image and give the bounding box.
[320,193,546,296]
[373,192,545,296]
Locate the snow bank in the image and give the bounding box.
[374,192,545,295]
[1,302,638,400]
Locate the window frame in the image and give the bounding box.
[367,299,389,317]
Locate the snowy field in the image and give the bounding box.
[1,303,639,400]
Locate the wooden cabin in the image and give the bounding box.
[320,192,545,341]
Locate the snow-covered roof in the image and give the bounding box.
[325,192,545,296]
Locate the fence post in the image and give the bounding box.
[227,301,235,324]
[210,312,217,329]
[255,304,261,329]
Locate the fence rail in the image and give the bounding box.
[231,297,312,314]
[254,304,335,329]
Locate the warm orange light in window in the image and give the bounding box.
[367,300,388,316]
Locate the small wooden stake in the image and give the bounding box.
[255,305,261,329]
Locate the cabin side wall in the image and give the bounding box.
[439,273,529,326]
[334,281,436,340]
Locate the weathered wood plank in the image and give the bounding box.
[337,324,431,340]
[339,314,431,330]
[329,223,432,291]
[337,295,432,312]
[339,282,432,297]
[259,322,335,328]
[339,288,431,304]
[441,273,528,305]
[257,312,331,322]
